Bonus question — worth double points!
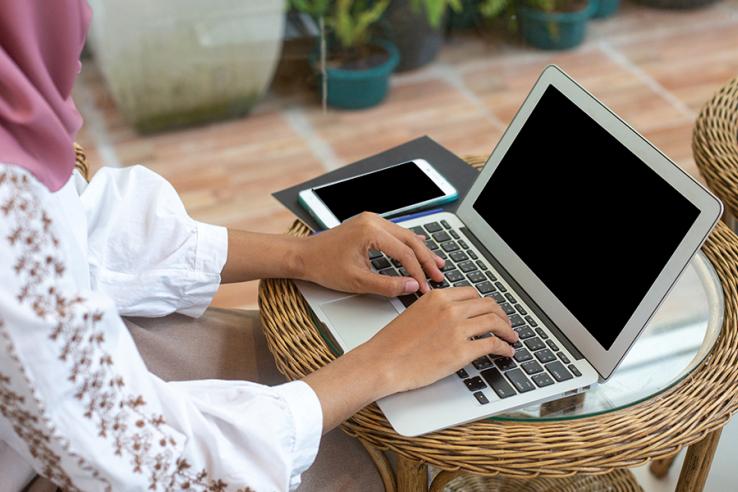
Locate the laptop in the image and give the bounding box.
[296,65,723,437]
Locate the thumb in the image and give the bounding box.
[361,272,420,297]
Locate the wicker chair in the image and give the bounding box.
[693,76,738,232]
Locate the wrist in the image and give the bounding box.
[349,341,399,401]
[283,235,310,280]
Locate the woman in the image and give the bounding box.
[0,1,517,490]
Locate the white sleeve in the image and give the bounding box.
[80,165,228,318]
[0,166,322,491]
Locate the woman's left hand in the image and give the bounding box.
[298,212,445,297]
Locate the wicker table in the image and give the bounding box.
[259,158,738,492]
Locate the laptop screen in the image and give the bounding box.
[473,85,699,350]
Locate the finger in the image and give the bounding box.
[360,270,421,297]
[457,296,508,322]
[462,314,518,343]
[471,334,516,359]
[373,230,429,294]
[385,222,444,282]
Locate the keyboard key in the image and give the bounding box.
[440,262,455,272]
[399,294,417,307]
[505,293,517,304]
[512,341,523,349]
[463,376,487,392]
[473,391,490,405]
[535,328,548,339]
[472,356,494,370]
[458,261,477,273]
[445,270,464,283]
[509,314,525,327]
[456,368,469,378]
[476,281,495,294]
[467,271,486,283]
[545,361,573,382]
[368,249,383,259]
[505,368,536,393]
[535,349,557,364]
[436,250,448,260]
[521,360,544,375]
[487,292,505,303]
[425,240,439,251]
[431,279,449,289]
[494,357,517,371]
[441,241,459,252]
[441,220,451,229]
[468,250,478,260]
[546,340,560,352]
[410,226,428,239]
[568,364,582,377]
[558,352,571,365]
[379,268,398,276]
[372,257,391,270]
[432,231,451,243]
[525,316,538,327]
[532,373,555,387]
[398,267,409,277]
[485,271,498,282]
[458,239,470,249]
[476,260,487,270]
[424,222,443,233]
[514,348,533,362]
[449,230,460,239]
[524,337,546,351]
[494,282,507,293]
[454,280,471,287]
[516,305,528,316]
[499,303,516,315]
[515,326,535,339]
[390,258,402,268]
[449,251,469,263]
[480,368,516,399]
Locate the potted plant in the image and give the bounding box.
[517,0,591,50]
[589,0,619,18]
[291,0,400,109]
[383,0,461,72]
[86,0,287,133]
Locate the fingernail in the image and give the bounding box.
[403,278,420,294]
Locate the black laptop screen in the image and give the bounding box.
[473,85,699,350]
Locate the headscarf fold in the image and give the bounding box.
[0,0,92,191]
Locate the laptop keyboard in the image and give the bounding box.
[369,219,583,405]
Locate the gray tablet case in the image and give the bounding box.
[272,136,483,231]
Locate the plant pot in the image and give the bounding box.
[448,0,481,30]
[518,3,590,50]
[636,0,719,8]
[590,0,621,17]
[384,0,445,72]
[86,0,286,133]
[311,40,400,110]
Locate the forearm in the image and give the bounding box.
[302,343,395,434]
[221,229,307,283]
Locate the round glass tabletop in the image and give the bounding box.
[491,251,725,422]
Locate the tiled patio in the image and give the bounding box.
[74,0,738,311]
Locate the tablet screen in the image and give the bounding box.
[473,85,699,350]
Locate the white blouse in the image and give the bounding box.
[0,164,322,491]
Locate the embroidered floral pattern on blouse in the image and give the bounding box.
[0,168,251,491]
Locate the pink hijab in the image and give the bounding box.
[0,0,92,192]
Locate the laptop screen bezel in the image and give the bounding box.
[457,65,723,380]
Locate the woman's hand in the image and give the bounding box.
[303,287,517,432]
[298,212,445,297]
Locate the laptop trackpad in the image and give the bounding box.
[321,295,398,351]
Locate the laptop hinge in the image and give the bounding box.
[459,226,584,361]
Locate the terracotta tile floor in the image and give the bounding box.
[74,0,738,310]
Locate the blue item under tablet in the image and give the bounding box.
[391,208,445,224]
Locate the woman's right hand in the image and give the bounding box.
[362,287,518,395]
[303,286,518,433]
